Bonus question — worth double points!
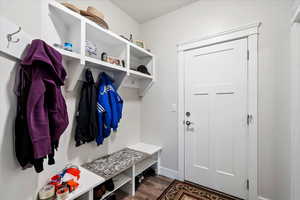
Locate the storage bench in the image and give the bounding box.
[65,143,161,200]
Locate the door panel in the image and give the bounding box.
[184,39,248,199]
[192,88,210,169]
[214,91,236,176]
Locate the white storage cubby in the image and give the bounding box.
[100,172,132,200]
[85,22,127,61]
[129,45,153,75]
[47,1,155,96]
[135,155,158,177]
[48,2,82,55]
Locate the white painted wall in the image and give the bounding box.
[0,0,141,199]
[140,0,292,200]
[0,0,42,38]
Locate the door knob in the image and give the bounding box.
[186,121,192,126]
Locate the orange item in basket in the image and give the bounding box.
[67,180,79,192]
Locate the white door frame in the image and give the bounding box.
[291,8,300,200]
[177,22,261,200]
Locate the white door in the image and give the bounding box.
[184,38,248,199]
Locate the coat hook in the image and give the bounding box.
[7,27,21,48]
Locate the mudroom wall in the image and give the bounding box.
[140,0,292,200]
[0,0,142,199]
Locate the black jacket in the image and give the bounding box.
[75,69,98,146]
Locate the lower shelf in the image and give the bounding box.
[100,174,131,200]
[135,158,157,177]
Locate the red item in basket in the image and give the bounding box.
[66,168,81,180]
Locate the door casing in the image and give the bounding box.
[177,22,261,200]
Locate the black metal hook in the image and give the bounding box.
[7,27,21,45]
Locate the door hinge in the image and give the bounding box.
[247,50,250,60]
[247,114,253,125]
[246,179,250,190]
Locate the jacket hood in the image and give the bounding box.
[99,72,114,84]
[21,39,67,86]
[85,69,95,84]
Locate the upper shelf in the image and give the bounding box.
[86,56,127,72]
[86,20,127,48]
[48,1,155,96]
[49,1,154,57]
[130,44,153,59]
[55,48,81,61]
[129,70,152,80]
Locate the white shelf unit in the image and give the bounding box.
[48,1,155,96]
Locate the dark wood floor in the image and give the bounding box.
[116,176,173,200]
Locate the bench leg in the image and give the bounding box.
[88,189,93,200]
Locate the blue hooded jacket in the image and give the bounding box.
[96,73,123,145]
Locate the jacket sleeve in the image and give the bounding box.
[116,92,123,122]
[75,83,88,146]
[101,84,112,138]
[15,68,34,168]
[109,84,123,131]
[96,84,106,145]
[26,79,51,159]
[96,101,105,145]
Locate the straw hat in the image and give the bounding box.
[80,10,92,17]
[87,7,104,20]
[86,16,109,29]
[80,7,104,19]
[80,7,109,29]
[61,2,80,13]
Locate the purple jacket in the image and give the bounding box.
[21,39,69,159]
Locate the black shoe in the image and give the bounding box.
[105,179,115,192]
[94,184,106,200]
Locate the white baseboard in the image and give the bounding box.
[159,167,179,180]
[258,196,272,200]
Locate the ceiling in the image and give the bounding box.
[111,0,199,23]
